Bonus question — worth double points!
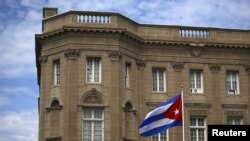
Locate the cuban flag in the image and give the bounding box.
[139,94,182,137]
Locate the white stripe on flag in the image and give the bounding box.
[139,118,175,134]
[144,103,173,119]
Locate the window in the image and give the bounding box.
[190,117,206,141]
[53,60,60,85]
[226,71,239,94]
[152,130,168,141]
[86,58,101,83]
[190,70,203,93]
[227,116,243,125]
[83,108,104,141]
[125,63,131,88]
[152,68,166,92]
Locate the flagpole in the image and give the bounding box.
[181,85,185,141]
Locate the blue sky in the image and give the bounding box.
[0,0,249,141]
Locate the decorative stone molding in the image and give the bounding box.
[108,51,122,60]
[64,49,80,60]
[222,104,248,109]
[209,63,221,73]
[245,65,250,73]
[226,111,243,116]
[190,46,203,57]
[83,93,103,104]
[46,105,63,112]
[136,60,146,70]
[189,110,207,116]
[172,62,184,72]
[185,103,212,109]
[39,55,47,65]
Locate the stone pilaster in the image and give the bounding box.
[108,51,122,141]
[64,49,79,141]
[38,55,47,141]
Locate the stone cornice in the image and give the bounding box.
[36,27,250,49]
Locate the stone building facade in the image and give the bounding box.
[35,8,250,141]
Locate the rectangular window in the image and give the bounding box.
[190,117,206,141]
[86,58,101,83]
[125,63,131,88]
[226,71,239,94]
[152,68,166,92]
[53,60,60,85]
[152,130,168,141]
[227,116,243,125]
[83,108,104,141]
[190,70,203,93]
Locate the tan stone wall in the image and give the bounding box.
[36,10,250,141]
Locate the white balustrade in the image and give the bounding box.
[179,29,209,38]
[77,14,111,24]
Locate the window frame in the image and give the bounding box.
[190,117,206,141]
[151,130,169,141]
[82,108,104,141]
[53,60,60,85]
[125,63,131,88]
[152,68,166,92]
[227,116,243,125]
[226,71,240,95]
[190,70,204,94]
[86,57,102,83]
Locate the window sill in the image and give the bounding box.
[152,92,167,95]
[51,85,60,89]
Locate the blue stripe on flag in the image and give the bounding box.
[140,120,182,137]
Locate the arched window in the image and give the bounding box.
[124,102,136,140]
[49,99,62,136]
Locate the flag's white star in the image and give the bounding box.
[173,108,179,115]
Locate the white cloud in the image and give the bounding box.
[0,9,41,79]
[0,86,36,97]
[0,110,38,141]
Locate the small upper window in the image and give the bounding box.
[125,63,131,88]
[86,57,101,83]
[53,60,60,85]
[152,68,166,92]
[226,71,239,95]
[227,116,243,125]
[190,70,203,94]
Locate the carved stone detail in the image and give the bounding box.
[209,64,221,73]
[185,103,212,108]
[189,110,207,116]
[39,55,47,65]
[245,65,250,73]
[136,60,146,70]
[83,93,103,104]
[172,62,184,72]
[108,51,122,60]
[222,104,248,109]
[226,111,243,116]
[64,49,80,59]
[190,46,203,57]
